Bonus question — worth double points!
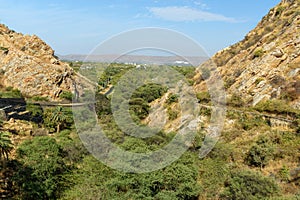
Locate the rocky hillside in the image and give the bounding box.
[0,24,82,99]
[194,0,300,108]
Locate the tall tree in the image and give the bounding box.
[47,106,72,133]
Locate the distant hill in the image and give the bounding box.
[59,54,207,66]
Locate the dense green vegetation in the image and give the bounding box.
[129,83,167,120]
[0,63,299,199]
[0,86,22,98]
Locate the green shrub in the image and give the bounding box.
[171,66,196,80]
[132,83,168,103]
[0,46,8,51]
[278,165,290,182]
[0,46,9,54]
[199,106,211,116]
[253,48,264,59]
[275,6,285,17]
[207,142,233,161]
[32,96,49,102]
[14,137,67,199]
[59,91,74,101]
[167,108,179,120]
[238,114,267,131]
[254,100,299,117]
[43,107,74,133]
[198,158,230,199]
[245,136,275,168]
[196,91,211,103]
[95,93,112,116]
[228,93,245,107]
[5,86,13,91]
[166,93,179,105]
[0,88,22,98]
[129,98,150,120]
[63,153,201,200]
[26,103,43,118]
[221,170,280,200]
[126,83,167,120]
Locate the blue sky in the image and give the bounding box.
[0,0,280,56]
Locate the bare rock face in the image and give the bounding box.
[0,24,80,99]
[194,0,300,107]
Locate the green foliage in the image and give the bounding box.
[132,83,168,103]
[254,100,299,117]
[0,87,22,98]
[31,95,49,101]
[63,153,200,200]
[95,93,111,117]
[245,136,275,168]
[14,137,67,199]
[221,170,280,200]
[253,48,264,59]
[199,106,211,116]
[238,114,267,131]
[167,107,179,120]
[59,91,74,101]
[166,93,179,104]
[196,91,211,103]
[56,130,88,165]
[275,5,285,17]
[98,63,135,88]
[278,165,290,182]
[0,131,13,160]
[129,83,167,120]
[129,98,150,120]
[198,158,230,199]
[26,103,43,118]
[207,142,234,162]
[43,106,74,133]
[0,46,9,51]
[68,61,82,72]
[172,66,195,77]
[228,93,245,107]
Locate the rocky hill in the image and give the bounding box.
[0,24,82,99]
[194,0,300,108]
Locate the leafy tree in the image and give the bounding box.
[26,103,43,123]
[44,106,73,133]
[62,153,200,199]
[95,93,112,116]
[14,137,67,199]
[246,136,275,168]
[166,93,179,105]
[0,131,13,161]
[221,170,279,200]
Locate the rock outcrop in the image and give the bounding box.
[194,0,300,108]
[0,24,82,99]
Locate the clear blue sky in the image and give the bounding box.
[0,0,280,56]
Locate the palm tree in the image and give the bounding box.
[50,106,69,133]
[0,131,13,161]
